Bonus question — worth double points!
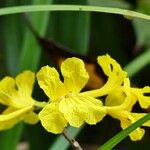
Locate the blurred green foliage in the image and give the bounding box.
[0,0,149,150]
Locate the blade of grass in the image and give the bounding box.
[98,113,150,150]
[48,11,90,54]
[3,13,23,75]
[17,0,53,72]
[88,0,130,9]
[0,5,150,20]
[48,0,90,54]
[0,123,23,150]
[133,0,150,47]
[124,49,150,77]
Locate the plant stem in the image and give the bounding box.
[62,128,83,150]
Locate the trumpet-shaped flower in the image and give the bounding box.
[106,77,150,110]
[131,86,150,109]
[0,71,38,130]
[106,102,150,141]
[37,57,106,134]
[81,54,127,98]
[105,78,150,141]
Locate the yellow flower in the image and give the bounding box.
[81,54,127,98]
[106,102,150,141]
[105,78,137,111]
[107,108,150,141]
[105,78,150,141]
[107,77,150,109]
[37,57,106,134]
[0,71,38,130]
[123,78,150,109]
[131,87,150,109]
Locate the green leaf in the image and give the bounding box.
[98,113,150,150]
[124,49,150,77]
[0,5,150,20]
[88,0,130,9]
[133,0,150,47]
[0,123,23,150]
[2,1,26,75]
[48,0,90,54]
[17,0,53,72]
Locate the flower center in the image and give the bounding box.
[58,92,75,101]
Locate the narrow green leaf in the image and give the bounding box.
[0,5,150,20]
[3,15,22,75]
[17,0,53,72]
[2,1,25,75]
[133,0,150,47]
[99,113,150,150]
[49,0,90,54]
[88,0,130,9]
[0,123,23,150]
[124,49,150,77]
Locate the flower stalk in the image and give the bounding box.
[62,128,83,150]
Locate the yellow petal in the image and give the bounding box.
[128,127,145,141]
[97,54,127,95]
[0,77,15,106]
[120,112,145,141]
[98,54,126,77]
[132,86,150,109]
[61,57,89,93]
[16,71,35,96]
[0,106,32,131]
[59,94,106,127]
[38,103,67,134]
[81,55,127,98]
[80,96,106,124]
[37,66,64,101]
[108,111,145,141]
[123,78,131,93]
[24,112,39,125]
[59,96,85,127]
[123,78,150,109]
[131,113,150,127]
[105,88,137,111]
[105,89,126,107]
[0,71,35,108]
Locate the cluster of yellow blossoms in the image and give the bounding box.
[0,54,150,141]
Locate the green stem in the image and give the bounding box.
[0,5,149,20]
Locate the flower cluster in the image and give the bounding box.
[0,54,149,141]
